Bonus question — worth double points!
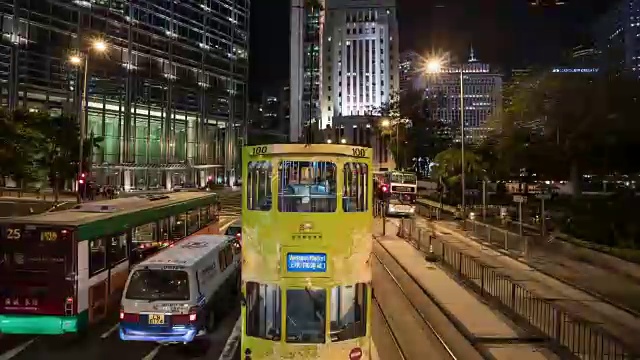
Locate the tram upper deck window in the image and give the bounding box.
[330,283,368,342]
[286,288,326,343]
[246,282,281,341]
[247,161,273,211]
[278,161,337,213]
[343,163,368,212]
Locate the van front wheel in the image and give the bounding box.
[205,308,216,333]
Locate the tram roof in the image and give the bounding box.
[2,192,218,227]
[244,144,372,157]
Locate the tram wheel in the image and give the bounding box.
[205,308,216,333]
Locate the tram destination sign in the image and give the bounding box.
[286,253,327,273]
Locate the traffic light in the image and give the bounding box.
[78,173,86,184]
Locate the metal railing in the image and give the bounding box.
[396,217,639,360]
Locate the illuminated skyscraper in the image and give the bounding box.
[0,0,249,188]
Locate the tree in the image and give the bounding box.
[430,147,485,201]
[484,70,640,196]
[374,90,454,174]
[34,114,103,201]
[0,110,46,188]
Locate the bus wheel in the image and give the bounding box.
[205,308,216,333]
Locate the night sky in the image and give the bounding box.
[248,0,613,100]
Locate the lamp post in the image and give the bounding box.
[69,39,108,203]
[426,59,466,210]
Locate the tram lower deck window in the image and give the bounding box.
[278,161,337,213]
[246,282,281,341]
[330,283,368,341]
[286,288,326,343]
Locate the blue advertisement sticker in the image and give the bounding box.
[286,253,327,272]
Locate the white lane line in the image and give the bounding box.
[141,345,162,360]
[0,338,37,360]
[218,316,241,360]
[100,323,120,339]
[219,217,238,233]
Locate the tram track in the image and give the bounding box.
[372,298,406,360]
[372,241,464,360]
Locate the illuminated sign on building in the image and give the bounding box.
[551,68,599,73]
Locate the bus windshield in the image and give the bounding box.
[125,269,190,301]
[390,173,417,184]
[0,224,73,315]
[286,288,326,343]
[0,225,71,274]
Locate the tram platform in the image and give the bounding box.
[373,219,559,360]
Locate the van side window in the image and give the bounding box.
[218,251,227,271]
[225,246,233,265]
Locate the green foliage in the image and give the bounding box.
[430,147,485,191]
[0,109,102,195]
[374,90,453,172]
[483,70,640,188]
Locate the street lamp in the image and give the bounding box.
[380,118,400,169]
[69,39,108,202]
[425,57,467,210]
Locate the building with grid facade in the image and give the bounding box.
[0,0,249,189]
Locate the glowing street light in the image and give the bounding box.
[426,59,442,73]
[326,139,332,144]
[340,138,347,144]
[69,55,82,65]
[92,39,107,52]
[381,119,391,128]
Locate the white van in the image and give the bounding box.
[119,235,240,344]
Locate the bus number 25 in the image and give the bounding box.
[352,148,366,157]
[251,146,268,156]
[6,228,21,239]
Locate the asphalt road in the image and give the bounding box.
[0,194,241,360]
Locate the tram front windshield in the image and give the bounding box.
[286,288,326,343]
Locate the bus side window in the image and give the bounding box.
[108,233,127,266]
[89,238,107,276]
[343,163,368,212]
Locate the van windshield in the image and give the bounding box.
[125,269,190,301]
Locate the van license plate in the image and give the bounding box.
[148,314,165,325]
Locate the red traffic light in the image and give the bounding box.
[381,185,389,193]
[78,179,85,184]
[80,173,86,178]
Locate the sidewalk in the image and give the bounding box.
[416,218,640,355]
[374,219,558,360]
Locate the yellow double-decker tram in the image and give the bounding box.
[241,144,373,360]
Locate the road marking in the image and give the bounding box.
[219,217,238,233]
[218,316,241,360]
[100,323,120,339]
[141,345,162,360]
[0,338,37,360]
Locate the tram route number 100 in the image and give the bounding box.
[250,146,268,156]
[352,148,367,157]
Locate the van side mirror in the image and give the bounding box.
[240,294,247,307]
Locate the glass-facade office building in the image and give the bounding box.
[0,0,249,189]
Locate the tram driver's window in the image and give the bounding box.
[247,161,273,211]
[343,163,368,212]
[330,283,368,342]
[245,282,281,341]
[278,161,337,212]
[286,288,326,343]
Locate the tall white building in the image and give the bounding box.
[321,0,400,129]
[421,49,503,142]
